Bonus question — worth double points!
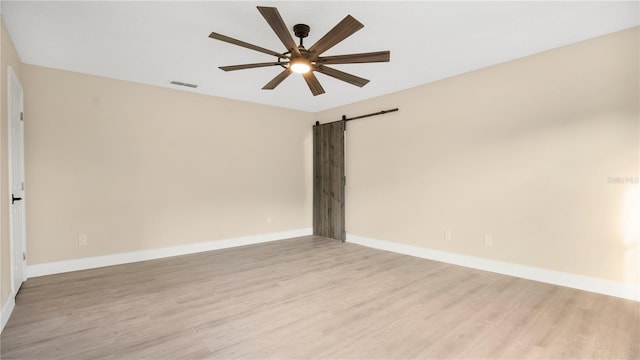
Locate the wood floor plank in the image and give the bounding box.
[1,236,638,359]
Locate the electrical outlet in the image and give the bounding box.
[78,234,88,246]
[484,234,493,246]
[445,230,452,241]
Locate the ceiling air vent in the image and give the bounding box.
[170,81,198,88]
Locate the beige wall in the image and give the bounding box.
[21,65,313,264]
[315,27,639,285]
[1,19,23,311]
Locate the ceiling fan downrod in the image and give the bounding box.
[293,24,310,48]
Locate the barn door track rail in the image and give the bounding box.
[314,108,398,126]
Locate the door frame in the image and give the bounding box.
[7,65,27,294]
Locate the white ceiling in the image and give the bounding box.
[1,1,638,112]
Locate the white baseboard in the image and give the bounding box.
[1,294,16,333]
[347,234,640,302]
[27,228,312,278]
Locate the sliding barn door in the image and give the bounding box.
[313,121,345,241]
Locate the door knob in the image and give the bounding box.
[11,194,22,205]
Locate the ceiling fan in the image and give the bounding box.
[209,6,390,96]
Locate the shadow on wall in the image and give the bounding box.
[622,184,640,285]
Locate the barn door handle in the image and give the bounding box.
[12,194,22,204]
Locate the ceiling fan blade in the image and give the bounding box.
[263,68,292,90]
[219,62,283,71]
[315,66,370,88]
[302,72,325,96]
[317,51,390,65]
[209,32,284,58]
[257,6,301,57]
[308,15,364,59]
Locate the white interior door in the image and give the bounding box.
[8,66,26,294]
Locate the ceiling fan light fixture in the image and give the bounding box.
[290,57,311,74]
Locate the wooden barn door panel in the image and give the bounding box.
[313,121,345,241]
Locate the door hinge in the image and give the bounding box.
[21,182,24,191]
[20,112,23,121]
[23,252,26,261]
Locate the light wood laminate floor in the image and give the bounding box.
[1,236,638,359]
